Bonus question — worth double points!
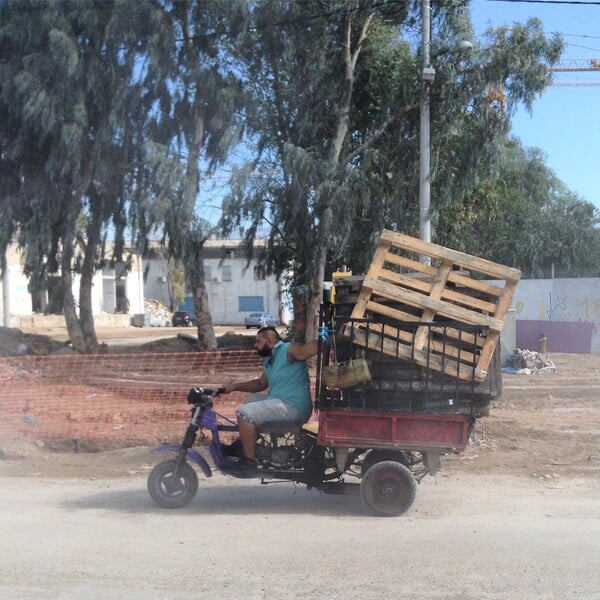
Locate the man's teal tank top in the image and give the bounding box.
[264,341,312,421]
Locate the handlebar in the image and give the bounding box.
[187,386,226,405]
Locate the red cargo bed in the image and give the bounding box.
[317,409,470,451]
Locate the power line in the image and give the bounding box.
[565,42,600,52]
[483,0,600,4]
[563,33,600,39]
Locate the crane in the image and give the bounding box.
[551,59,600,86]
[483,58,599,111]
[551,59,600,72]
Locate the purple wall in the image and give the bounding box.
[516,320,594,354]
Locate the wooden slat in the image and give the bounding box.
[430,325,479,346]
[439,287,498,314]
[414,262,452,349]
[382,251,438,276]
[360,276,505,331]
[377,265,498,313]
[353,322,415,348]
[352,329,487,382]
[378,268,434,294]
[447,271,506,297]
[475,279,519,370]
[349,230,521,382]
[380,230,522,282]
[353,323,479,365]
[364,300,419,323]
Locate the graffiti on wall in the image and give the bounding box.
[507,278,600,352]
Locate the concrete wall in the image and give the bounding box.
[144,241,284,325]
[508,278,600,353]
[143,253,173,310]
[10,313,132,329]
[1,245,32,325]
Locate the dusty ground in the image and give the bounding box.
[1,337,599,599]
[447,351,600,480]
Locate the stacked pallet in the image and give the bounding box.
[348,230,521,383]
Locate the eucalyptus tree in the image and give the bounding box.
[428,16,563,227]
[437,138,600,278]
[145,0,248,350]
[0,0,167,352]
[340,15,564,268]
[223,2,564,339]
[223,0,413,341]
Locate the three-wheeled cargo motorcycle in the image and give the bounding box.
[147,315,495,517]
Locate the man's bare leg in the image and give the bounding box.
[237,418,257,460]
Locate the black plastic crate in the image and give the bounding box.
[316,316,497,417]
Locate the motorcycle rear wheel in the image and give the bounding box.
[360,460,416,517]
[147,459,199,508]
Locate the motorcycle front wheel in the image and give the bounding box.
[147,459,199,508]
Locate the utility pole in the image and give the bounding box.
[419,0,435,257]
[418,3,471,256]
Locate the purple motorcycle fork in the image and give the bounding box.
[150,406,235,478]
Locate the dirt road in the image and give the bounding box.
[1,351,600,598]
[1,468,599,599]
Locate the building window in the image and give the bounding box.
[204,265,212,279]
[222,265,232,281]
[239,296,264,312]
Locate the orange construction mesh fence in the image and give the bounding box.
[0,351,266,450]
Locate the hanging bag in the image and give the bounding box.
[321,329,371,389]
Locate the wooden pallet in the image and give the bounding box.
[349,230,521,382]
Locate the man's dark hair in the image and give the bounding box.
[258,326,281,342]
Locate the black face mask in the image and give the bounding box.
[256,345,272,357]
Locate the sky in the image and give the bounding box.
[470,0,600,207]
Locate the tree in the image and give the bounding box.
[436,138,600,278]
[223,0,412,341]
[222,4,565,338]
[143,0,248,349]
[428,17,563,219]
[0,0,167,352]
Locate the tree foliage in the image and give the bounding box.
[139,0,248,349]
[1,0,598,350]
[0,0,167,352]
[221,2,569,336]
[437,138,600,278]
[223,0,415,339]
[0,0,246,351]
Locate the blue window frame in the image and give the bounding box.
[239,296,264,312]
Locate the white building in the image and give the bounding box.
[2,238,289,328]
[1,242,145,328]
[144,239,288,326]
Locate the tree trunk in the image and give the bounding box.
[194,283,217,350]
[191,257,216,350]
[62,262,99,354]
[305,211,332,344]
[302,15,373,342]
[62,267,87,353]
[61,151,99,353]
[182,109,217,349]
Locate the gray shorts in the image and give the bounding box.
[236,394,303,428]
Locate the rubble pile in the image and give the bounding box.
[503,348,557,375]
[144,298,172,327]
[0,327,68,356]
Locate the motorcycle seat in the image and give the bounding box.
[258,421,303,435]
